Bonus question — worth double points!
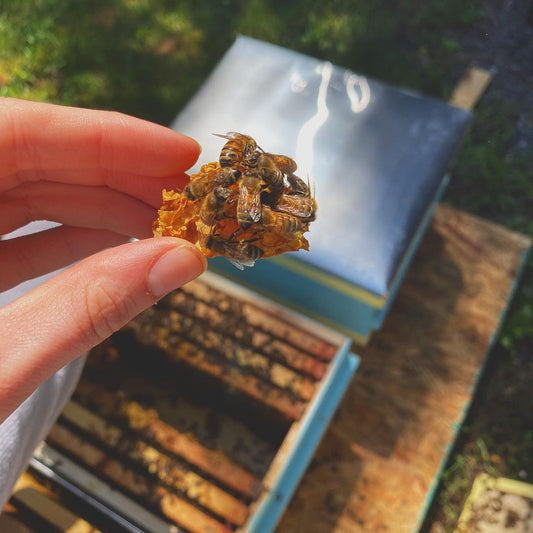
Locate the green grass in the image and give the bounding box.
[447,99,533,235]
[0,0,485,117]
[1,1,531,531]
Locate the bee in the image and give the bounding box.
[260,206,310,233]
[214,132,259,168]
[236,174,263,229]
[199,186,232,226]
[275,194,317,221]
[184,167,241,201]
[262,153,298,175]
[286,173,310,196]
[246,152,285,208]
[205,234,263,269]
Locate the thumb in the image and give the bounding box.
[0,237,206,422]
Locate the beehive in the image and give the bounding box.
[34,272,357,532]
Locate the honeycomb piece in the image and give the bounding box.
[153,134,316,268]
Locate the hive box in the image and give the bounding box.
[33,272,359,533]
[170,36,471,343]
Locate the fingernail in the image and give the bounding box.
[148,244,207,298]
[186,135,202,154]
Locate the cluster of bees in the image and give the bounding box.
[153,132,317,268]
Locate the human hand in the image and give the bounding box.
[0,98,207,422]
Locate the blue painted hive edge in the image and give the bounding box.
[247,346,360,533]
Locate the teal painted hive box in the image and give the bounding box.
[31,270,360,533]
[171,36,471,344]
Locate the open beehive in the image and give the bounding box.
[27,272,357,532]
[153,132,317,268]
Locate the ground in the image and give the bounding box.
[424,1,533,531]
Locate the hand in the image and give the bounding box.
[0,98,207,422]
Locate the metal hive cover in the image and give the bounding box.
[171,36,471,297]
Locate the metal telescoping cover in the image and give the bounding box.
[172,36,471,297]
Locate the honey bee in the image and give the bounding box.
[199,187,232,226]
[214,132,259,168]
[245,152,284,208]
[262,153,298,175]
[286,173,310,196]
[260,206,310,233]
[205,234,263,269]
[184,167,241,201]
[275,194,317,221]
[236,174,263,229]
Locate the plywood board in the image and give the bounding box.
[449,68,493,110]
[7,471,100,532]
[277,205,531,532]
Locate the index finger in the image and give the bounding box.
[0,98,201,186]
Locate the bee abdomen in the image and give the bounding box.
[261,208,307,233]
[220,147,239,167]
[216,167,241,186]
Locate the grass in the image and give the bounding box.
[0,0,484,117]
[1,1,531,531]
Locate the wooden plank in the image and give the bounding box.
[0,512,34,533]
[180,280,338,361]
[276,205,531,532]
[10,471,100,532]
[164,290,327,378]
[130,315,307,420]
[74,379,262,500]
[61,401,249,527]
[32,443,178,533]
[137,306,318,399]
[449,67,493,110]
[47,424,233,533]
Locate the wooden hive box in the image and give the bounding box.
[30,271,359,533]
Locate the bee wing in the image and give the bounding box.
[275,194,317,220]
[308,174,316,198]
[212,133,230,142]
[249,191,262,223]
[226,257,257,270]
[275,204,295,217]
[227,258,245,270]
[239,180,262,223]
[212,131,241,140]
[274,197,301,217]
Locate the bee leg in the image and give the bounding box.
[205,233,216,251]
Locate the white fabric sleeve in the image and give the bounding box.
[0,221,88,508]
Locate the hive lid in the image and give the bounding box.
[171,36,471,299]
